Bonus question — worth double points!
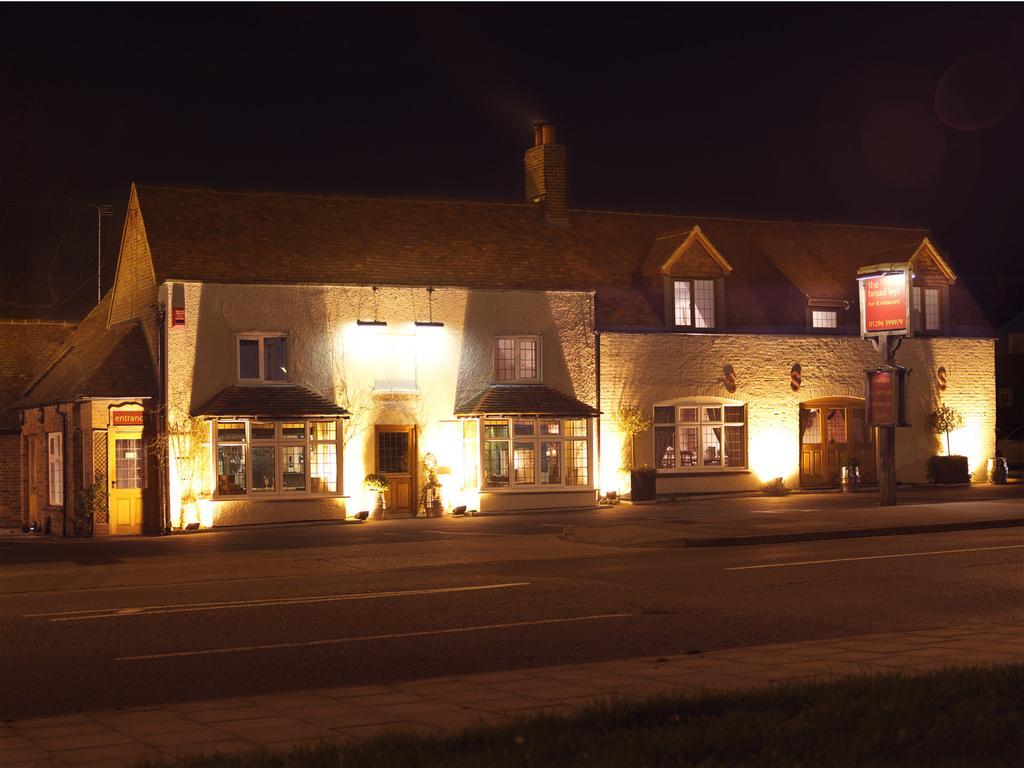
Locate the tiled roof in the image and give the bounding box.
[133,184,991,335]
[454,384,599,418]
[12,293,157,411]
[191,385,350,418]
[0,321,75,430]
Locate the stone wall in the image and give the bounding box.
[599,332,995,495]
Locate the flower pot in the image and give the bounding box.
[370,492,385,520]
[629,469,656,501]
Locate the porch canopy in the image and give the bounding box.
[192,385,350,419]
[454,384,599,418]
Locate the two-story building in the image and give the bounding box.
[13,124,994,534]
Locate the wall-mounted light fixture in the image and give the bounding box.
[357,286,388,327]
[415,287,444,327]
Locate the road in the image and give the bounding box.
[1,490,1022,721]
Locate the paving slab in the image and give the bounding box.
[2,620,1021,767]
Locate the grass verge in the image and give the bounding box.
[141,664,1024,767]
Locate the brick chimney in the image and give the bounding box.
[524,122,568,226]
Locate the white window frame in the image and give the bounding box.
[811,310,838,329]
[236,333,289,384]
[653,400,747,471]
[672,279,716,328]
[47,432,63,506]
[493,335,542,383]
[911,287,942,333]
[212,418,342,499]
[477,416,591,491]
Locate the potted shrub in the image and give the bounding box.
[363,473,389,519]
[614,405,656,502]
[926,406,970,484]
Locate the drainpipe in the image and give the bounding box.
[155,304,169,534]
[56,403,68,537]
[593,291,601,498]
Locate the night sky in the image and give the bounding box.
[1,4,1021,325]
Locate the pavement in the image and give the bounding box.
[1,621,1021,767]
[561,486,1023,549]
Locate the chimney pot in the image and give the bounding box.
[541,123,555,145]
[533,122,545,147]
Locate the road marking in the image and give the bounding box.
[26,582,531,622]
[115,613,634,661]
[423,530,516,537]
[725,544,1024,571]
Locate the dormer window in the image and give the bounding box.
[237,334,288,383]
[494,336,541,382]
[673,279,716,328]
[912,287,942,332]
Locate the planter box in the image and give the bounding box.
[928,455,970,484]
[630,469,657,501]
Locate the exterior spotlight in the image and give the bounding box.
[415,287,444,327]
[358,286,388,326]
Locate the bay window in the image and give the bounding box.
[214,419,341,498]
[481,417,590,489]
[654,403,746,470]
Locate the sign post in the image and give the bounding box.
[857,263,912,507]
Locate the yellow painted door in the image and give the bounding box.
[109,431,144,535]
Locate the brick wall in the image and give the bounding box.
[0,433,20,528]
[524,143,568,226]
[18,404,87,536]
[599,332,995,495]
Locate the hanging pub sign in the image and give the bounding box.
[865,366,909,427]
[856,263,912,338]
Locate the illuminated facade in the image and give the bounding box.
[10,125,994,533]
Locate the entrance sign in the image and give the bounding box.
[865,366,908,427]
[857,263,912,338]
[111,410,144,426]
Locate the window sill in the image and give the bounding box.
[656,469,750,477]
[481,487,593,494]
[211,494,345,503]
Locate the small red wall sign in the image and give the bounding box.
[111,410,144,426]
[172,308,185,327]
[865,366,909,427]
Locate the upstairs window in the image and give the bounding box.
[912,287,941,332]
[673,279,716,328]
[494,336,541,382]
[811,310,838,330]
[237,334,288,382]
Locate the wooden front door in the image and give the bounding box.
[800,404,876,487]
[375,425,416,518]
[109,430,145,534]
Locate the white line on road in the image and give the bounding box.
[423,530,517,537]
[26,582,531,622]
[725,544,1024,571]
[115,613,635,661]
